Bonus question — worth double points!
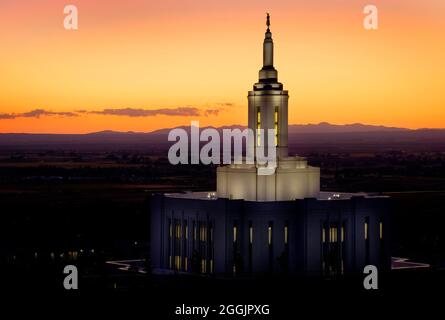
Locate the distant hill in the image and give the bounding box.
[0,123,444,152]
[288,122,408,133]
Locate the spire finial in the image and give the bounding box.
[266,13,270,31]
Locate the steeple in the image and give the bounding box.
[255,13,281,90]
[263,13,273,67]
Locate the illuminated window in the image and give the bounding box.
[248,221,253,273]
[175,223,181,239]
[199,224,206,242]
[379,221,383,239]
[365,217,370,264]
[210,259,214,273]
[169,219,172,238]
[257,107,261,146]
[233,225,237,243]
[268,221,274,272]
[274,107,278,146]
[168,218,172,269]
[341,226,345,242]
[329,227,338,243]
[183,221,188,271]
[322,226,326,243]
[284,225,288,245]
[364,221,369,240]
[175,256,181,270]
[201,259,206,273]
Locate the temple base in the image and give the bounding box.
[216,156,320,201]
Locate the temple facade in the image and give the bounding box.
[217,13,319,202]
[150,15,391,276]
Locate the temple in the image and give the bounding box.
[150,15,391,276]
[217,14,320,201]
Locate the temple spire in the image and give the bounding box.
[257,13,278,83]
[263,13,274,68]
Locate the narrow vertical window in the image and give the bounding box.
[284,224,288,245]
[274,107,278,146]
[365,217,370,265]
[199,223,206,242]
[174,220,181,271]
[169,219,172,238]
[283,221,289,273]
[248,221,253,273]
[322,222,328,276]
[257,107,261,146]
[233,220,239,275]
[191,220,196,266]
[341,221,346,274]
[168,218,172,269]
[233,224,237,243]
[209,222,214,273]
[183,221,188,271]
[364,220,369,240]
[322,225,326,243]
[379,221,383,240]
[268,221,274,272]
[379,218,385,267]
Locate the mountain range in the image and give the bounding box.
[1,122,444,152]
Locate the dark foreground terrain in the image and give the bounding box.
[1,147,445,315]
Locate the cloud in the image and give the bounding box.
[90,107,201,117]
[0,113,16,119]
[216,102,234,107]
[21,109,78,118]
[0,105,228,120]
[0,109,78,119]
[204,109,222,116]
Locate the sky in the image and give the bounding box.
[0,0,444,133]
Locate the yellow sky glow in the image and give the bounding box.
[0,0,444,133]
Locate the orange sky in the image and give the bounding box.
[0,0,444,133]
